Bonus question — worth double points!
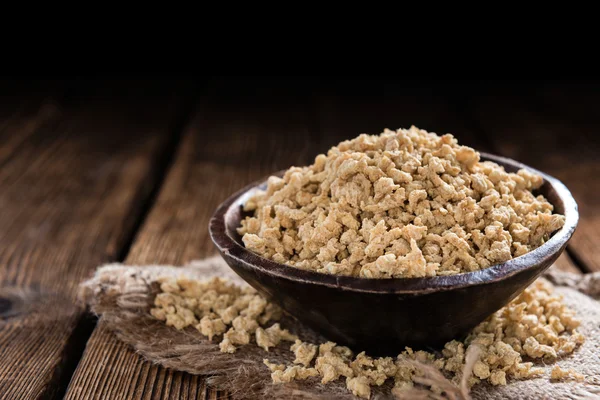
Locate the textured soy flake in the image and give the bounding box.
[550,365,585,382]
[237,127,566,278]
[256,323,298,351]
[291,339,318,366]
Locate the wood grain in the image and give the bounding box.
[0,87,188,399]
[65,86,319,400]
[465,86,597,273]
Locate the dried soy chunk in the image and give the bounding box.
[238,127,565,278]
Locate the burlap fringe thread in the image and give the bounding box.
[78,257,600,400]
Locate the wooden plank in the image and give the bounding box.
[464,84,597,272]
[0,83,190,399]
[65,83,318,400]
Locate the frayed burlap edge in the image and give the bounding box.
[78,258,600,400]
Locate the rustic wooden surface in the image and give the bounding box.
[0,84,191,399]
[0,79,595,399]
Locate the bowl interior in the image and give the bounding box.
[214,152,578,294]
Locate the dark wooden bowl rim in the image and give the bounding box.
[209,152,579,294]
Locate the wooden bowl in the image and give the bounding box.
[209,153,579,356]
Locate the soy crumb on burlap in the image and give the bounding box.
[151,275,585,399]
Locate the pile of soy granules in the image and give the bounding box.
[237,127,566,279]
[150,276,586,399]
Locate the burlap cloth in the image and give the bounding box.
[79,257,600,399]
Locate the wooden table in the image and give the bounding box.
[0,78,598,399]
